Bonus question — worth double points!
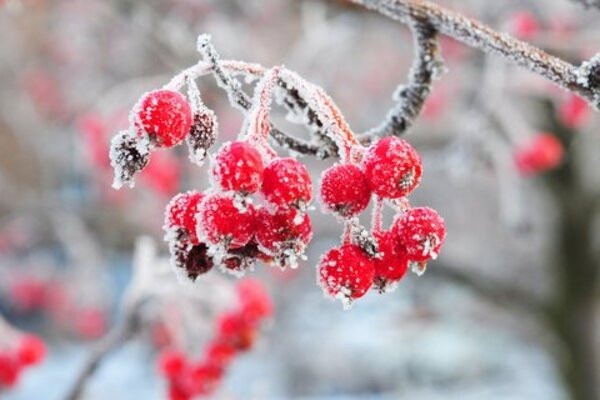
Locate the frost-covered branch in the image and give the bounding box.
[196,35,335,158]
[362,19,445,138]
[351,0,600,109]
[575,53,600,95]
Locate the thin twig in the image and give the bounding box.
[196,35,337,158]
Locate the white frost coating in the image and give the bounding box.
[109,129,151,189]
[186,74,205,113]
[232,192,251,213]
[336,288,355,310]
[242,67,280,147]
[277,68,356,161]
[574,53,600,108]
[376,278,400,294]
[409,261,427,276]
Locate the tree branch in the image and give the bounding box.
[350,0,600,109]
[64,301,141,400]
[362,18,445,139]
[196,34,336,158]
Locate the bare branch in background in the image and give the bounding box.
[431,263,545,315]
[64,302,140,400]
[570,0,600,10]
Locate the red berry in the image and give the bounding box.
[261,158,312,209]
[9,276,46,312]
[189,363,223,395]
[141,150,181,197]
[0,353,20,387]
[508,11,539,40]
[157,349,186,378]
[198,193,256,248]
[255,208,312,260]
[558,94,589,129]
[392,207,446,262]
[165,191,204,244]
[373,231,409,290]
[514,133,564,175]
[205,341,237,367]
[168,383,191,400]
[217,312,255,350]
[236,279,273,323]
[136,89,192,147]
[362,137,422,199]
[212,141,264,194]
[320,163,371,218]
[318,244,375,307]
[17,335,46,366]
[73,308,106,340]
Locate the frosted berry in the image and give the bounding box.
[212,141,264,194]
[255,208,312,260]
[158,349,186,378]
[320,163,371,218]
[220,241,262,276]
[136,90,192,147]
[392,207,446,262]
[185,243,215,278]
[109,130,151,189]
[187,109,218,164]
[198,193,256,248]
[165,191,204,244]
[318,244,375,307]
[17,335,46,366]
[362,137,422,199]
[261,158,312,209]
[514,133,564,175]
[373,231,409,291]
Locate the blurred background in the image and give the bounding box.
[0,0,599,399]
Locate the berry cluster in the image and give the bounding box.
[109,88,217,189]
[163,144,314,280]
[157,279,272,400]
[108,43,447,309]
[317,136,446,308]
[0,335,46,389]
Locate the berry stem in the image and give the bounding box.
[185,75,205,114]
[371,196,384,234]
[244,67,282,160]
